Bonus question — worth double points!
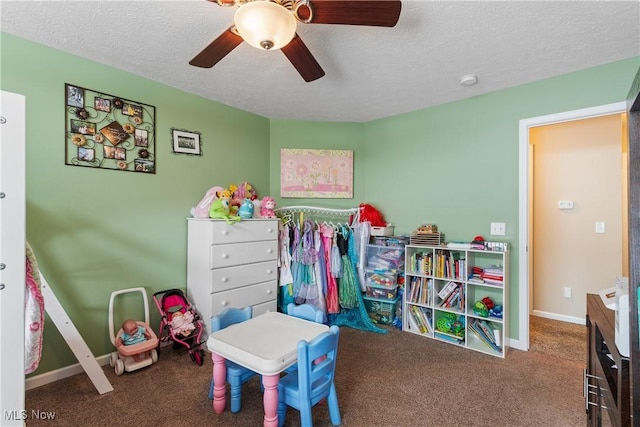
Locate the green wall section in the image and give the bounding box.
[272,57,640,340]
[2,31,639,375]
[1,33,270,375]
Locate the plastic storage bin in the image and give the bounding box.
[366,245,405,270]
[365,283,398,300]
[365,269,397,287]
[363,296,399,325]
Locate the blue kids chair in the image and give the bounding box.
[285,303,325,374]
[277,325,341,427]
[287,302,324,323]
[208,306,258,413]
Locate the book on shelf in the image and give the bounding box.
[478,319,497,344]
[407,308,425,333]
[437,280,457,300]
[417,306,433,333]
[469,319,502,352]
[409,305,431,334]
[440,287,459,308]
[435,331,464,344]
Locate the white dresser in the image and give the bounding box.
[186,218,279,331]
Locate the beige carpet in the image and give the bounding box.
[529,315,586,363]
[25,324,587,427]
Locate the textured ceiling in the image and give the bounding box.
[1,0,639,122]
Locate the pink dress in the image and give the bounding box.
[320,224,339,313]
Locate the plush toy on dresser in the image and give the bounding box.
[238,198,255,219]
[260,196,276,218]
[209,189,240,223]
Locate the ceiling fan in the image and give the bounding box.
[189,0,402,82]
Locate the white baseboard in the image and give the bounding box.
[25,354,111,391]
[25,340,175,390]
[532,310,585,325]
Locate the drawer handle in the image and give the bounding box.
[266,289,272,295]
[221,300,228,306]
[267,249,273,254]
[221,230,229,235]
[267,228,273,233]
[266,269,273,274]
[221,277,228,282]
[221,254,229,259]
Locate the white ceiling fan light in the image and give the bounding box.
[234,0,297,50]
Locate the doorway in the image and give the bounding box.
[517,102,627,351]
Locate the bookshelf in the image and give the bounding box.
[403,244,509,358]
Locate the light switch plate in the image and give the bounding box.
[490,222,506,236]
[595,222,606,234]
[558,200,574,210]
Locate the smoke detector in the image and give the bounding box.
[460,74,478,86]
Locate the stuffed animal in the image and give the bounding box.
[209,189,240,224]
[260,196,276,219]
[191,186,225,218]
[251,198,262,218]
[229,182,258,211]
[238,198,255,219]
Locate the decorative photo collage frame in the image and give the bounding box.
[65,83,156,173]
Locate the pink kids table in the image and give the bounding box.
[206,311,329,427]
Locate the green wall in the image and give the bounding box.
[2,31,639,375]
[1,33,271,375]
[271,57,640,340]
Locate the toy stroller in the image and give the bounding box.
[108,287,159,375]
[152,288,206,365]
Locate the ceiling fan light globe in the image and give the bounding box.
[234,1,296,50]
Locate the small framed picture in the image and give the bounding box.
[122,102,143,119]
[66,84,84,107]
[78,147,94,162]
[135,128,149,147]
[70,119,96,135]
[171,128,201,155]
[94,97,111,112]
[135,159,155,173]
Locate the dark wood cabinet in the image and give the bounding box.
[586,294,630,427]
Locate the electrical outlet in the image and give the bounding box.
[490,222,506,236]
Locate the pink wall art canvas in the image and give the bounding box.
[280,149,353,198]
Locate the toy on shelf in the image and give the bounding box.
[260,196,276,218]
[473,296,497,318]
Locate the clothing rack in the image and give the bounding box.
[274,205,360,225]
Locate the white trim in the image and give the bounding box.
[26,354,111,391]
[518,101,626,351]
[532,310,585,326]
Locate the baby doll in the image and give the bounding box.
[117,319,151,361]
[170,310,196,337]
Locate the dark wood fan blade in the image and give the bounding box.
[281,34,325,82]
[304,0,401,27]
[189,28,243,68]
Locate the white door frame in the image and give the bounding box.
[0,91,26,424]
[516,101,626,351]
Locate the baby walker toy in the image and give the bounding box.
[108,287,159,376]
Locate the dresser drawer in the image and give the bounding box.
[210,281,277,316]
[207,220,278,244]
[210,240,277,269]
[210,261,277,293]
